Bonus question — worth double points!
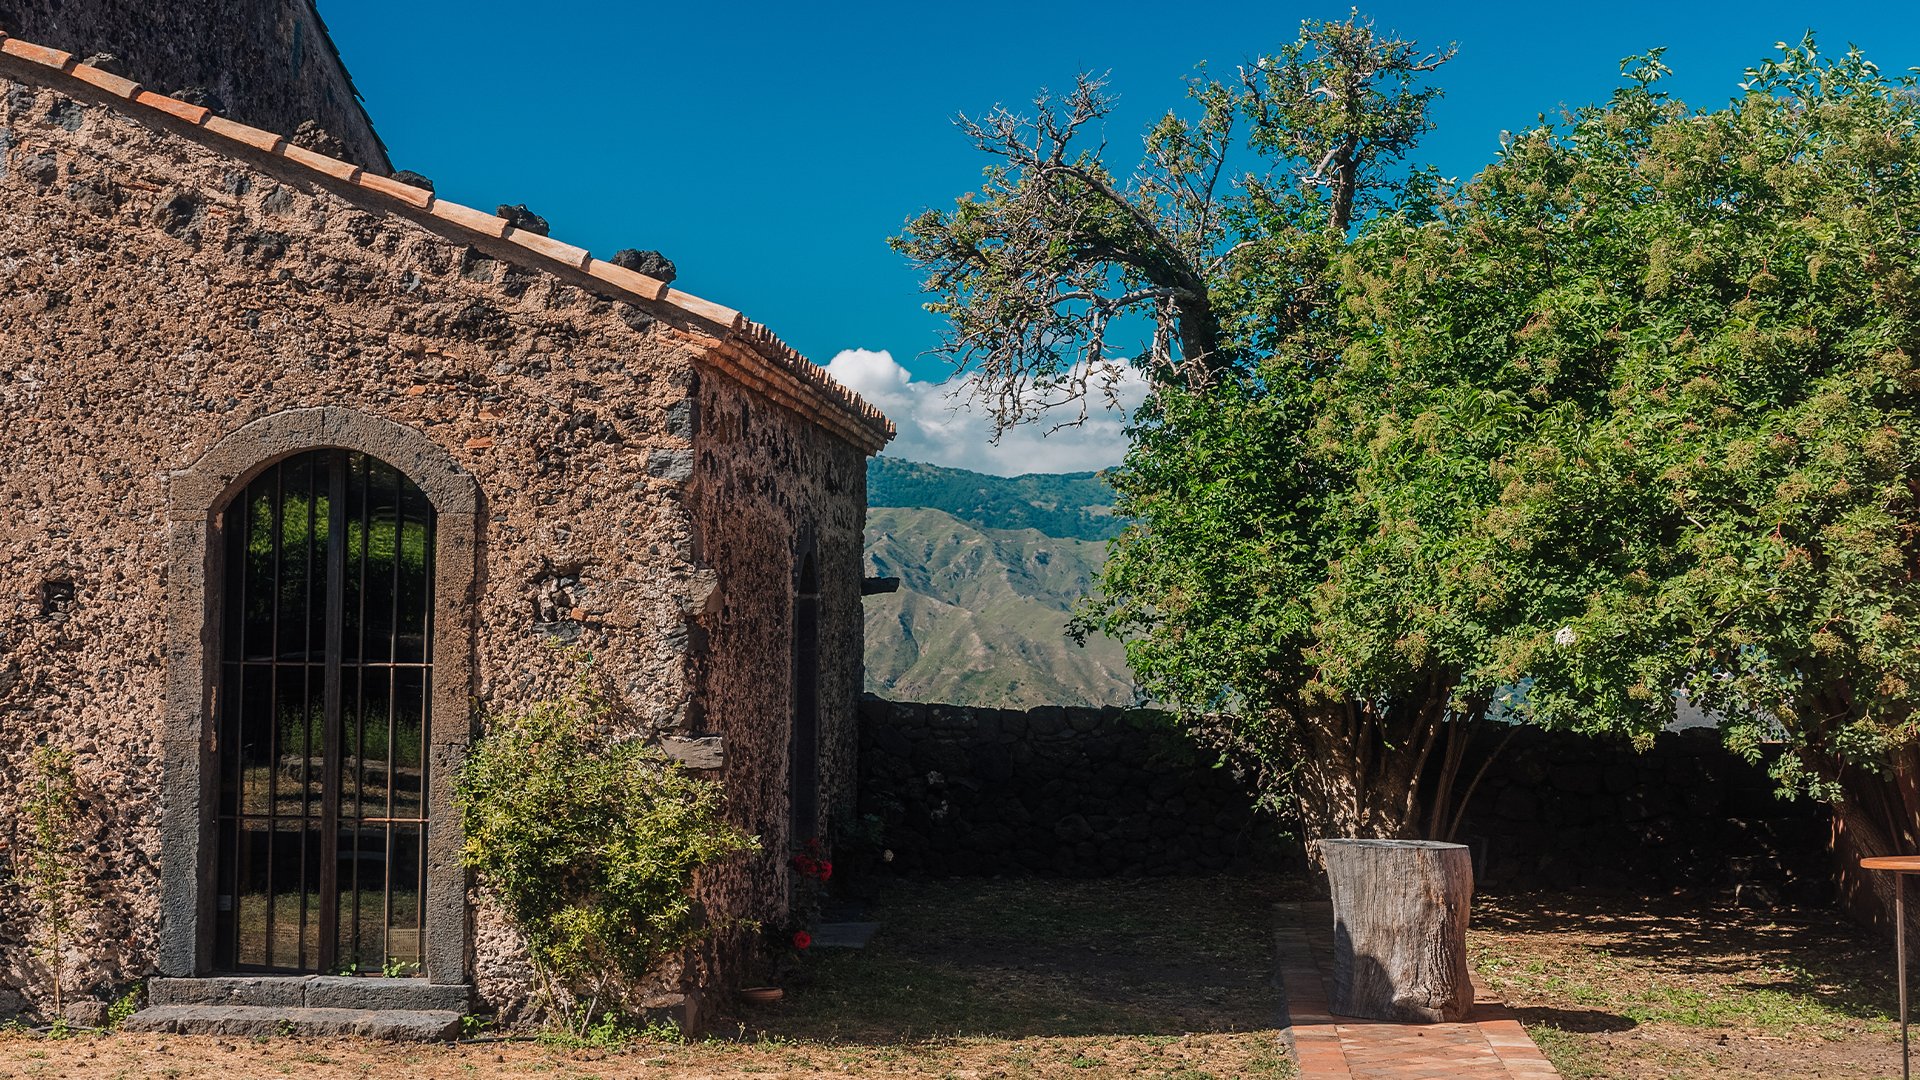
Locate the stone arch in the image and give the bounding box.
[158,408,478,987]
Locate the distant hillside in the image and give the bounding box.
[867,457,1125,541]
[864,506,1136,709]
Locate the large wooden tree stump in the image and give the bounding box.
[1316,839,1475,1023]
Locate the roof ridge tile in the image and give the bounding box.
[504,227,591,272]
[0,37,74,72]
[202,114,285,154]
[133,89,211,126]
[69,61,140,99]
[428,198,511,239]
[280,141,361,182]
[355,171,434,210]
[665,289,744,332]
[586,258,670,302]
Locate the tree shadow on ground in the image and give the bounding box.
[727,874,1301,1045]
[1474,889,1895,1024]
[1509,1005,1638,1033]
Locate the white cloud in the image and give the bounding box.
[824,349,1145,476]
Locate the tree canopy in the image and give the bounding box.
[906,19,1920,848]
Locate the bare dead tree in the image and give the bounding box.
[894,11,1456,433]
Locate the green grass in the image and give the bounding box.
[1472,893,1901,1079]
[1476,942,1891,1038]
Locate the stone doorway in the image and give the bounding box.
[210,449,436,975]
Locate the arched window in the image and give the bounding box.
[162,408,477,985]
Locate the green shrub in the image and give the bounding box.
[455,666,757,1032]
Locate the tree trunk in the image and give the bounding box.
[1290,699,1499,850]
[1317,839,1475,1023]
[1832,743,1920,941]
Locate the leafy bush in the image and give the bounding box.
[456,669,757,1031]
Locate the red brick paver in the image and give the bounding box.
[1277,902,1559,1079]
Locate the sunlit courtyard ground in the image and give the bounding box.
[0,876,1904,1078]
[1473,891,1900,1078]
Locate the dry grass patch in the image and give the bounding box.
[1472,890,1900,1079]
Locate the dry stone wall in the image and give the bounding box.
[858,698,1285,877]
[860,699,1831,899]
[1462,726,1830,900]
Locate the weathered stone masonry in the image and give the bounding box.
[0,0,388,169]
[861,699,1830,897]
[0,39,890,1017]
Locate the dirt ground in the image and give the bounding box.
[1472,890,1902,1079]
[0,1030,1283,1080]
[0,876,1297,1080]
[0,879,1906,1079]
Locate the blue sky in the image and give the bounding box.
[323,2,1920,472]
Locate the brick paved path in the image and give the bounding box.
[1276,902,1559,1079]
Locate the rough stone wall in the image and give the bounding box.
[861,699,1832,898]
[687,366,869,973]
[0,74,754,1012]
[0,0,387,169]
[859,698,1286,876]
[1463,726,1831,900]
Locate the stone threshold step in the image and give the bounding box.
[122,1004,462,1041]
[149,975,470,1012]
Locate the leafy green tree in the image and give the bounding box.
[905,13,1919,855]
[1106,36,1920,855]
[1457,41,1920,901]
[903,13,1525,842]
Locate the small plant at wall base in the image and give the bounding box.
[787,837,833,930]
[20,745,82,1019]
[455,666,758,1036]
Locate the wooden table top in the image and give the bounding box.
[1860,856,1920,872]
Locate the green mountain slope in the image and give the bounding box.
[863,506,1137,708]
[867,457,1125,541]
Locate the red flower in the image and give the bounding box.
[792,930,812,950]
[816,860,833,881]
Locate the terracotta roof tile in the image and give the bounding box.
[280,141,361,182]
[68,62,140,99]
[133,90,211,126]
[586,258,671,302]
[354,171,435,210]
[0,38,75,72]
[504,227,591,272]
[429,199,511,239]
[666,289,744,331]
[202,115,286,154]
[0,29,894,450]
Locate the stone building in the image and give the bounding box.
[0,17,892,1031]
[0,0,387,169]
